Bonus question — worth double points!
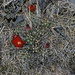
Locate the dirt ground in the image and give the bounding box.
[0,0,75,75]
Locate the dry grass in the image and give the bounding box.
[0,0,75,75]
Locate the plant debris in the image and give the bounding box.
[0,0,75,75]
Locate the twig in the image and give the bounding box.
[53,26,71,43]
[0,26,5,35]
[2,0,13,7]
[43,3,52,14]
[36,0,40,16]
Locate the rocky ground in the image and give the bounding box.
[0,0,75,75]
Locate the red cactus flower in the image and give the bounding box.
[28,4,36,12]
[13,34,18,38]
[26,27,31,30]
[45,42,50,48]
[26,24,31,30]
[53,73,56,75]
[12,34,26,49]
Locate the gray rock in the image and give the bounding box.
[69,0,75,5]
[14,15,24,26]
